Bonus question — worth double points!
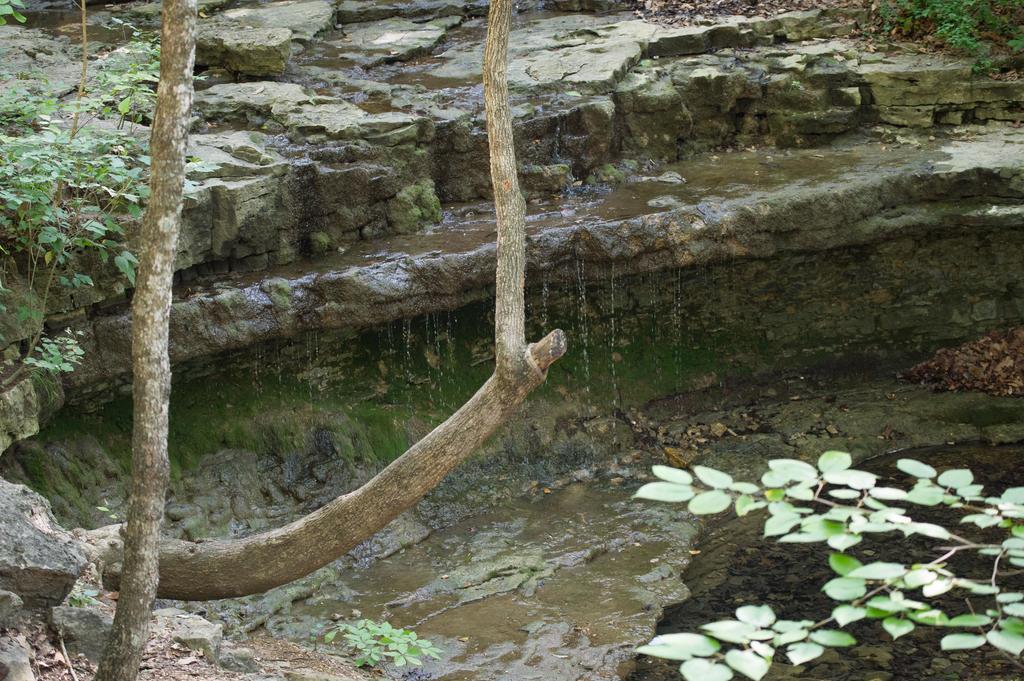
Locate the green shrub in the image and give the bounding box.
[0,28,158,385]
[879,0,1024,63]
[320,619,442,668]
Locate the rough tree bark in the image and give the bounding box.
[91,0,565,601]
[93,0,197,677]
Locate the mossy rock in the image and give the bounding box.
[387,179,442,234]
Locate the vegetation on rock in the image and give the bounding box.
[0,29,159,388]
[879,0,1024,64]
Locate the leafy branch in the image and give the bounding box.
[635,451,1024,680]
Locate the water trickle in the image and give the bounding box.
[540,274,550,332]
[575,256,591,384]
[402,318,414,380]
[608,263,620,409]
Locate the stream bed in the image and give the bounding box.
[259,481,700,680]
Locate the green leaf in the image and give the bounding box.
[730,482,760,494]
[848,562,906,581]
[689,490,732,515]
[941,633,986,651]
[735,494,760,517]
[833,604,866,627]
[817,451,852,473]
[773,628,808,646]
[736,605,776,628]
[637,633,720,660]
[786,642,824,666]
[905,483,944,506]
[680,659,734,681]
[764,512,801,537]
[702,620,756,644]
[987,629,1024,656]
[809,630,856,647]
[882,617,914,640]
[937,469,973,488]
[1003,488,1024,504]
[768,459,818,483]
[635,482,695,503]
[869,487,907,501]
[823,577,867,602]
[897,458,937,479]
[652,465,693,485]
[823,469,877,490]
[948,614,992,627]
[903,569,937,589]
[922,578,954,598]
[827,533,862,551]
[724,649,770,681]
[694,466,733,489]
[829,553,863,576]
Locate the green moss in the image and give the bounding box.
[386,179,442,234]
[308,231,333,256]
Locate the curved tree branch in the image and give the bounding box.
[93,0,564,601]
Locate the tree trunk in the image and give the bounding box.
[92,0,565,602]
[94,0,197,677]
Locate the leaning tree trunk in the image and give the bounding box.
[94,0,197,677]
[90,0,564,602]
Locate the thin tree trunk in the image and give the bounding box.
[93,0,196,677]
[91,0,565,602]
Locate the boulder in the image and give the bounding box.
[0,635,33,681]
[0,379,41,456]
[0,479,86,608]
[196,25,293,76]
[154,608,224,662]
[0,590,23,628]
[50,605,113,662]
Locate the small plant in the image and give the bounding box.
[96,502,119,521]
[878,0,1024,65]
[23,329,85,375]
[321,619,442,668]
[94,21,161,128]
[635,452,1024,680]
[67,584,101,608]
[0,0,26,25]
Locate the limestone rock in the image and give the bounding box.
[0,479,86,608]
[218,0,334,42]
[0,590,23,628]
[154,608,224,662]
[195,82,317,125]
[0,380,41,456]
[0,635,33,681]
[0,26,80,97]
[336,0,486,23]
[50,605,113,662]
[196,25,293,77]
[329,17,461,66]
